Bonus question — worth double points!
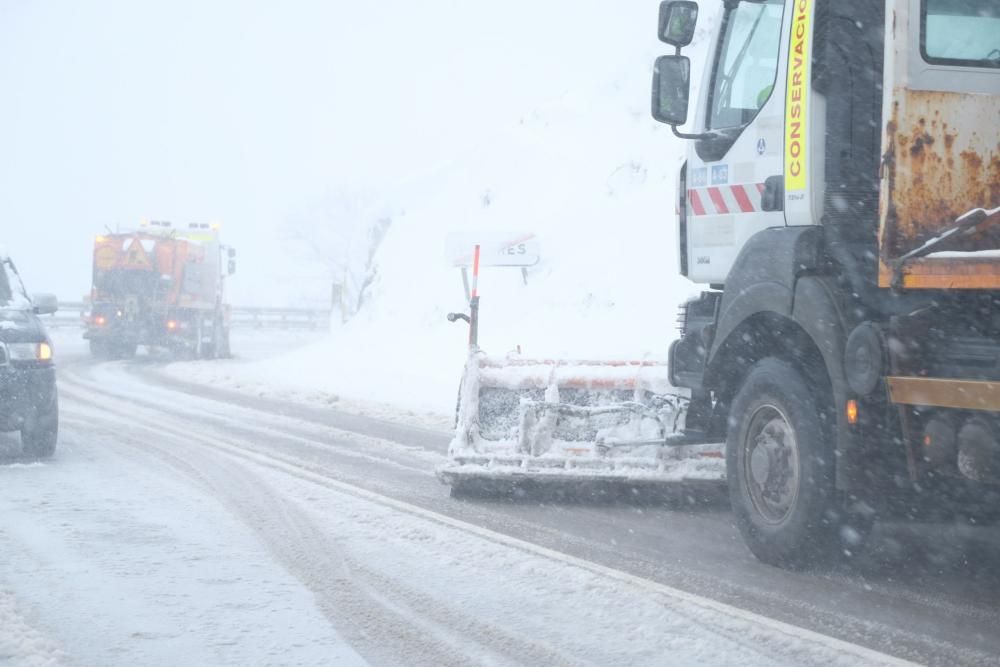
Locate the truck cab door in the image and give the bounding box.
[878,0,1000,289]
[684,0,789,285]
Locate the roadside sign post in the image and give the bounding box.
[446,232,540,350]
[461,267,471,302]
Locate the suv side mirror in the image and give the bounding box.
[228,247,236,259]
[32,293,58,315]
[659,1,698,48]
[652,55,691,126]
[228,259,237,276]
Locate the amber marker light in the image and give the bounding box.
[846,399,859,426]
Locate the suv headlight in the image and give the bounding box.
[7,342,53,363]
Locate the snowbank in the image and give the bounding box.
[0,590,66,667]
[167,3,722,417]
[213,89,691,414]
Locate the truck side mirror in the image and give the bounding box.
[228,259,237,276]
[652,55,691,126]
[659,1,698,48]
[32,293,59,316]
[228,248,236,259]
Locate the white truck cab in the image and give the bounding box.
[653,0,999,567]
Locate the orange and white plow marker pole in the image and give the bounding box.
[446,244,482,350]
[468,244,481,348]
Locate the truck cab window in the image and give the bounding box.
[707,0,784,131]
[922,0,1000,68]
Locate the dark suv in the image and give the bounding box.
[0,252,58,458]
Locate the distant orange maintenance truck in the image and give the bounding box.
[85,221,236,359]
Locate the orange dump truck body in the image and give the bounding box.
[92,230,221,308]
[86,223,231,357]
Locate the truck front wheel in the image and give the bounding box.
[727,358,844,568]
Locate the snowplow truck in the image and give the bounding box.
[647,0,999,566]
[442,0,999,568]
[85,221,236,359]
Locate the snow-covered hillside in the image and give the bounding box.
[214,2,721,415]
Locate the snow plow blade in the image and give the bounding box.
[437,354,725,490]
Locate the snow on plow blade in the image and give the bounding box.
[437,354,725,488]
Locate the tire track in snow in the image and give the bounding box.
[58,363,439,475]
[56,357,1000,666]
[58,408,826,666]
[60,388,917,666]
[59,409,587,667]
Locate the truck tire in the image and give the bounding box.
[205,310,225,359]
[727,358,844,568]
[21,396,58,459]
[193,316,205,359]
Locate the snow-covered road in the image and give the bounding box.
[1,333,998,665]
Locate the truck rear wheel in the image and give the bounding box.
[193,316,205,359]
[727,358,845,568]
[219,328,231,358]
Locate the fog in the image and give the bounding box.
[0,0,617,306]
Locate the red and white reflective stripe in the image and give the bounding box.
[689,189,707,216]
[687,183,766,216]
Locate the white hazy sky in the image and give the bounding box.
[0,0,646,304]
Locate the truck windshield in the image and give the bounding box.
[708,0,784,130]
[922,0,1000,68]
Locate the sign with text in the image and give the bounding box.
[784,0,811,192]
[446,232,541,268]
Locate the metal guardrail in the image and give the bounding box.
[43,302,331,331]
[228,306,331,330]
